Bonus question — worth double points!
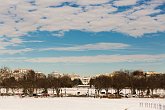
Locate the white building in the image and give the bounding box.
[48,71,62,78]
[35,71,46,79]
[68,74,80,80]
[80,77,91,85]
[13,69,33,80]
[145,71,160,76]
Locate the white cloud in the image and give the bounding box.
[0,57,27,62]
[113,0,138,6]
[23,40,44,43]
[25,54,165,63]
[0,0,164,38]
[52,31,66,37]
[0,35,34,55]
[0,36,44,54]
[0,38,10,49]
[41,42,130,51]
[76,0,110,5]
[10,38,23,44]
[0,37,24,49]
[0,48,33,55]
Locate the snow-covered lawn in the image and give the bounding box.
[0,97,164,110]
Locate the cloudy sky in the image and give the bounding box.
[0,0,165,75]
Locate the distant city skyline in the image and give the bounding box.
[0,0,165,75]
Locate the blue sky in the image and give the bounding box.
[0,0,165,75]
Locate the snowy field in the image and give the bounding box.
[0,97,165,110]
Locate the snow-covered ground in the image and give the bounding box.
[0,97,164,110]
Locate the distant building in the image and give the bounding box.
[0,67,12,80]
[145,71,160,76]
[13,69,33,80]
[48,71,91,85]
[35,71,46,79]
[80,77,90,85]
[68,73,80,80]
[48,71,62,78]
[13,69,32,74]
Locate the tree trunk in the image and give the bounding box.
[132,88,136,94]
[65,88,67,97]
[105,88,108,96]
[56,88,60,97]
[53,88,55,94]
[35,88,38,94]
[12,88,15,95]
[117,88,120,96]
[146,88,150,96]
[97,89,100,97]
[151,89,153,95]
[6,88,9,94]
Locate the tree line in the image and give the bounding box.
[0,67,82,96]
[0,67,165,97]
[90,70,165,97]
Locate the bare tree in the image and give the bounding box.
[112,71,130,97]
[47,76,61,97]
[90,75,112,97]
